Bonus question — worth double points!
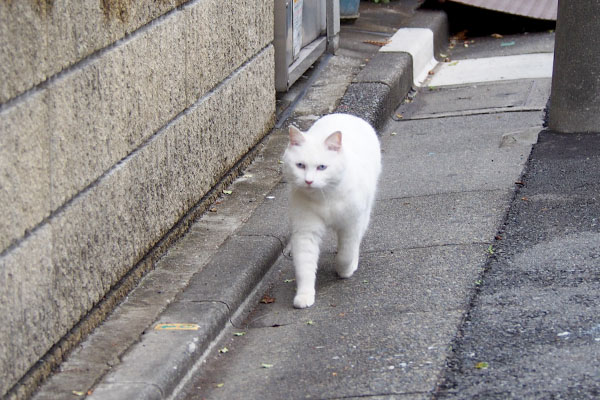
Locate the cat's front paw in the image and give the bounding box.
[335,254,359,279]
[337,268,356,279]
[336,261,358,279]
[293,293,315,309]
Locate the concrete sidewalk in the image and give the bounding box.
[31,2,447,400]
[174,44,553,398]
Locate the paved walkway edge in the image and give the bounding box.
[86,11,449,400]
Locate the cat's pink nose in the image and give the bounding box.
[305,180,313,185]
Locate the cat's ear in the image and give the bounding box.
[288,126,305,146]
[325,131,342,152]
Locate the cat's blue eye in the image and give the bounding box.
[316,165,327,171]
[296,162,306,169]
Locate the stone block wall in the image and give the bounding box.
[0,0,275,396]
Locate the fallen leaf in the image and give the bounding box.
[260,294,276,304]
[491,33,503,38]
[521,197,529,201]
[451,30,468,41]
[72,391,85,396]
[428,70,435,75]
[216,383,225,388]
[363,39,391,47]
[306,320,315,325]
[261,363,274,368]
[283,278,295,283]
[233,332,246,336]
[487,245,495,255]
[475,361,489,369]
[223,190,233,195]
[448,61,459,66]
[209,207,218,213]
[219,347,229,353]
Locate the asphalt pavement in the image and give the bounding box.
[434,130,600,399]
[31,2,600,400]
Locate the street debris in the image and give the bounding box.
[260,294,276,304]
[363,39,391,47]
[475,361,489,369]
[154,323,199,331]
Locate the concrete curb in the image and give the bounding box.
[86,10,449,400]
[337,10,448,130]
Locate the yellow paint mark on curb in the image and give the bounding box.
[154,323,199,331]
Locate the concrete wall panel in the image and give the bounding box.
[185,0,274,103]
[47,13,188,210]
[0,0,274,253]
[0,92,50,252]
[0,45,274,396]
[0,0,184,104]
[0,225,56,396]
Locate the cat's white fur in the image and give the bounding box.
[283,113,381,308]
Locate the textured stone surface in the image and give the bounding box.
[0,0,274,254]
[0,0,182,104]
[0,225,55,397]
[0,92,50,252]
[0,45,274,397]
[0,0,273,105]
[185,0,273,105]
[47,12,188,210]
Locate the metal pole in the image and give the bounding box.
[327,0,340,54]
[549,0,600,133]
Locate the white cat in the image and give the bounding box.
[283,113,382,308]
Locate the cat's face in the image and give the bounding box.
[284,126,344,192]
